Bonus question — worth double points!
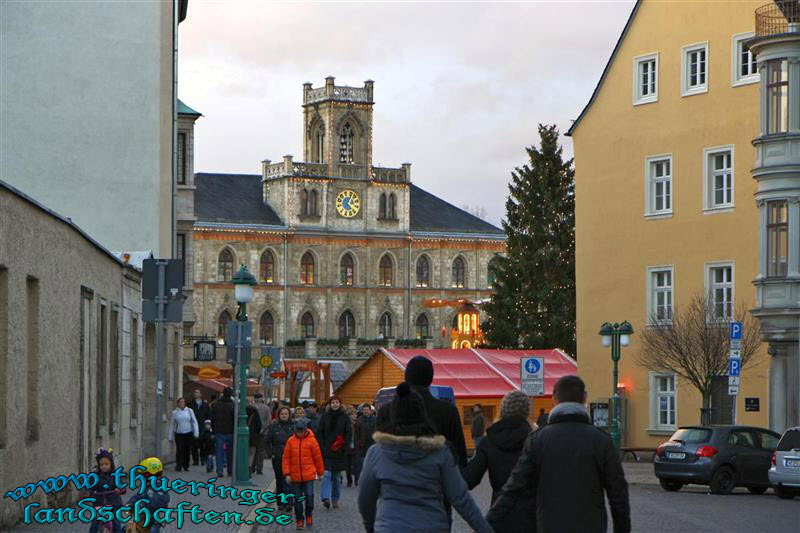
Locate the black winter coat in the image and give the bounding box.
[316,407,352,472]
[246,405,263,446]
[265,419,294,459]
[190,399,211,425]
[377,385,467,467]
[356,414,377,455]
[462,416,534,533]
[199,428,215,456]
[486,403,631,533]
[210,398,235,435]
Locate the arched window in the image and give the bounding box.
[309,189,318,216]
[259,312,274,345]
[218,248,234,281]
[301,312,315,338]
[415,314,430,339]
[300,189,309,216]
[260,250,275,283]
[487,256,500,288]
[339,123,354,163]
[300,252,315,285]
[379,313,392,338]
[217,310,232,344]
[452,256,466,288]
[315,128,325,163]
[338,310,356,339]
[451,314,459,330]
[340,253,355,286]
[388,193,397,219]
[416,256,430,287]
[378,193,387,220]
[379,254,393,287]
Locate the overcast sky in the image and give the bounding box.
[179,1,635,226]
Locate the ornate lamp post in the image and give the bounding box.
[231,265,256,486]
[599,321,634,455]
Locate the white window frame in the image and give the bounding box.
[644,154,673,218]
[703,145,735,212]
[705,261,735,321]
[633,52,659,106]
[648,372,677,433]
[732,32,759,87]
[646,266,674,325]
[681,42,709,96]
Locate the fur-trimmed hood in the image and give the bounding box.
[373,431,447,464]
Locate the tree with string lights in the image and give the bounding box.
[483,124,576,355]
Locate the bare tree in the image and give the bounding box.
[637,292,761,425]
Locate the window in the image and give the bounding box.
[26,277,40,442]
[416,256,430,288]
[379,313,392,338]
[732,32,758,86]
[309,189,318,216]
[755,430,779,451]
[708,263,733,320]
[488,256,501,287]
[645,156,672,216]
[340,123,354,163]
[218,248,234,281]
[379,254,393,287]
[388,193,396,219]
[649,373,676,431]
[633,53,658,105]
[130,317,139,421]
[301,189,309,216]
[97,302,107,432]
[260,312,274,345]
[767,60,789,134]
[339,310,356,338]
[452,256,466,288]
[260,250,275,283]
[109,308,119,433]
[415,314,430,339]
[704,147,734,210]
[728,430,756,448]
[378,193,387,220]
[648,267,673,323]
[682,42,708,96]
[176,233,186,285]
[340,253,355,286]
[767,200,788,277]
[316,128,325,163]
[177,132,187,185]
[301,312,315,338]
[300,252,315,285]
[217,310,232,345]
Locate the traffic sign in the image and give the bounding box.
[729,349,741,358]
[520,356,545,396]
[729,357,741,377]
[259,355,273,368]
[730,322,742,340]
[730,339,742,351]
[226,321,253,364]
[728,384,739,396]
[728,375,740,386]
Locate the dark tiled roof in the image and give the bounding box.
[195,173,283,225]
[410,184,503,234]
[177,99,202,116]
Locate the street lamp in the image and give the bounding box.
[598,321,634,455]
[231,264,256,486]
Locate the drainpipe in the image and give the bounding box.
[171,0,178,259]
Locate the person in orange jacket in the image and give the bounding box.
[282,418,324,530]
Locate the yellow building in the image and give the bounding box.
[568,0,771,448]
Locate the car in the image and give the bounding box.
[769,426,800,499]
[374,385,455,411]
[654,425,780,495]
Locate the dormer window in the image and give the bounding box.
[340,123,354,163]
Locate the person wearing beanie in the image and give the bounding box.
[210,386,236,477]
[376,355,467,467]
[358,382,493,533]
[462,390,534,533]
[283,418,324,530]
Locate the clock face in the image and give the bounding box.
[336,189,361,218]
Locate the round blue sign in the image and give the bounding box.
[525,358,541,374]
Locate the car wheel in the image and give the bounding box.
[659,479,683,492]
[709,466,736,495]
[747,486,767,495]
[775,485,796,500]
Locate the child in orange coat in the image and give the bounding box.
[282,419,324,530]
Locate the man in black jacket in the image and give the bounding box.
[486,375,630,533]
[209,387,235,477]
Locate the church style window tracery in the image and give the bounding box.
[379,254,393,287]
[339,123,354,163]
[339,310,356,338]
[340,253,355,286]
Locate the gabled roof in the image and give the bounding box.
[566,0,642,137]
[177,99,202,117]
[194,173,283,226]
[409,184,503,235]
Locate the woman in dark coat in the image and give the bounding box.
[265,406,294,511]
[316,395,352,508]
[246,404,263,474]
[462,390,535,533]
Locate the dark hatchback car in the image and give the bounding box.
[654,425,780,494]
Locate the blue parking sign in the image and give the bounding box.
[729,358,741,377]
[730,322,742,340]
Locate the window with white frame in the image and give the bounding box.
[732,33,758,86]
[708,263,734,320]
[704,147,734,210]
[648,267,673,323]
[646,156,672,216]
[682,43,708,96]
[650,373,676,430]
[767,200,788,277]
[633,54,658,105]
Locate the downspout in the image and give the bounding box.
[283,235,289,349]
[171,0,178,258]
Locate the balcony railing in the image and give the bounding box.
[756,1,800,37]
[304,86,370,104]
[264,159,327,179]
[372,166,408,183]
[337,163,369,179]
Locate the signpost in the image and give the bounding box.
[728,322,742,421]
[520,356,545,396]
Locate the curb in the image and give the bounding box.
[239,479,277,533]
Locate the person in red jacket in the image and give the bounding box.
[282,419,324,530]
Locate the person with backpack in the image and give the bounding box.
[316,395,352,509]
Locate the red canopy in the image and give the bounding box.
[381,348,577,398]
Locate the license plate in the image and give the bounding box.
[785,459,800,468]
[667,452,686,460]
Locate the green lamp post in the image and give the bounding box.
[231,264,256,486]
[599,321,634,455]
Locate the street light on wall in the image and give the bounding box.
[598,321,634,455]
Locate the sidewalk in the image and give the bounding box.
[8,464,276,532]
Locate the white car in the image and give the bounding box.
[769,426,800,499]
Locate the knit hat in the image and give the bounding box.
[389,382,428,431]
[404,355,434,387]
[294,419,308,431]
[501,390,531,420]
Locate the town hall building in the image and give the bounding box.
[187,77,506,355]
